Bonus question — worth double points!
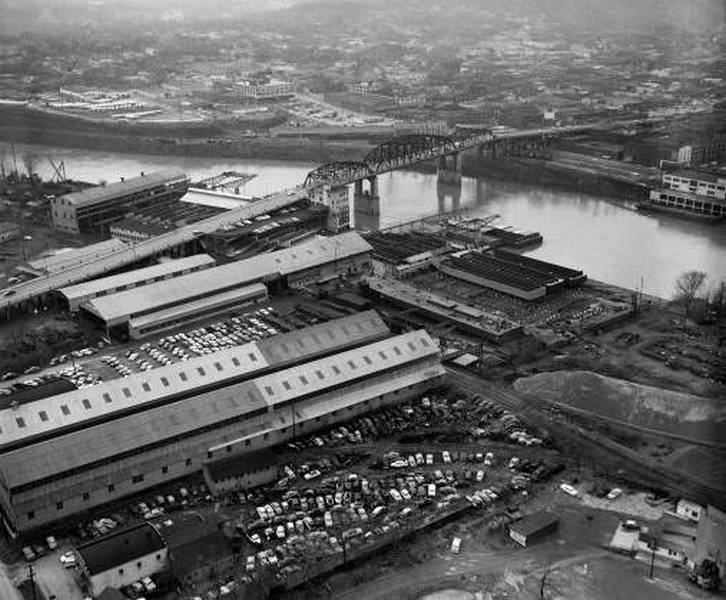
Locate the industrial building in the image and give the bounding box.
[438,250,584,301]
[50,170,189,235]
[76,522,168,597]
[0,312,447,534]
[59,254,216,311]
[203,448,279,495]
[645,187,726,220]
[80,232,372,337]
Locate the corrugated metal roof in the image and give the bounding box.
[0,189,304,312]
[27,239,128,274]
[0,330,436,489]
[60,169,187,208]
[83,232,371,325]
[60,254,216,303]
[0,311,389,448]
[128,283,267,330]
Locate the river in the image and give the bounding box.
[6,142,726,299]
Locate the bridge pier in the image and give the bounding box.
[437,152,462,185]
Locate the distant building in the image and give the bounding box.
[509,511,559,547]
[76,523,168,597]
[238,80,294,100]
[661,168,726,201]
[636,516,697,567]
[50,170,189,235]
[0,222,19,244]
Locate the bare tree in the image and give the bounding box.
[674,270,707,316]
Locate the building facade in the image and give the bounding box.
[50,170,189,235]
[76,523,168,597]
[0,316,442,535]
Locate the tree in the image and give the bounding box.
[674,270,707,316]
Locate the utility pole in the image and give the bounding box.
[648,541,656,579]
[27,563,38,600]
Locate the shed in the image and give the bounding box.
[509,511,559,547]
[203,448,279,494]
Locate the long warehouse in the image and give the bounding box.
[80,231,372,337]
[60,254,216,311]
[0,313,446,535]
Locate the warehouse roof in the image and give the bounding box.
[60,254,216,304]
[77,523,165,576]
[129,283,267,331]
[26,239,128,275]
[58,169,187,208]
[0,311,389,449]
[82,232,371,325]
[0,330,435,489]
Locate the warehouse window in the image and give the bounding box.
[16,417,25,428]
[263,433,269,440]
[281,343,289,352]
[118,568,123,575]
[378,351,387,360]
[103,392,112,403]
[56,501,63,510]
[348,360,357,370]
[108,484,115,493]
[132,474,144,484]
[393,346,402,355]
[408,341,416,351]
[420,337,430,347]
[197,367,206,376]
[185,458,192,466]
[82,399,92,409]
[327,331,335,340]
[39,411,48,422]
[207,451,213,459]
[27,511,34,521]
[231,357,240,367]
[363,356,372,365]
[265,386,274,396]
[122,388,132,398]
[248,353,257,362]
[226,445,233,453]
[332,365,341,375]
[160,377,169,387]
[312,333,321,344]
[282,381,291,390]
[179,372,188,382]
[83,492,90,501]
[162,465,168,474]
[245,440,251,446]
[141,383,150,392]
[214,362,223,372]
[137,561,142,569]
[299,375,308,385]
[341,325,350,335]
[61,404,70,415]
[316,370,324,380]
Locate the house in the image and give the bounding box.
[675,499,703,523]
[76,522,168,597]
[634,516,697,567]
[153,509,234,588]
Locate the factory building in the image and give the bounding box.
[0,312,440,534]
[60,254,216,311]
[80,232,372,337]
[50,170,189,235]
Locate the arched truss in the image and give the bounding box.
[363,134,458,173]
[303,161,373,189]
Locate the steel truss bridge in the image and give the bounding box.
[303,124,596,190]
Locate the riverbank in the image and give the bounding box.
[0,103,646,201]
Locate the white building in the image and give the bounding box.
[76,523,168,597]
[676,499,703,523]
[662,169,726,200]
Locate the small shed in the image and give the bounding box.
[203,448,278,494]
[509,511,559,547]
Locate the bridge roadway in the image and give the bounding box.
[0,186,305,312]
